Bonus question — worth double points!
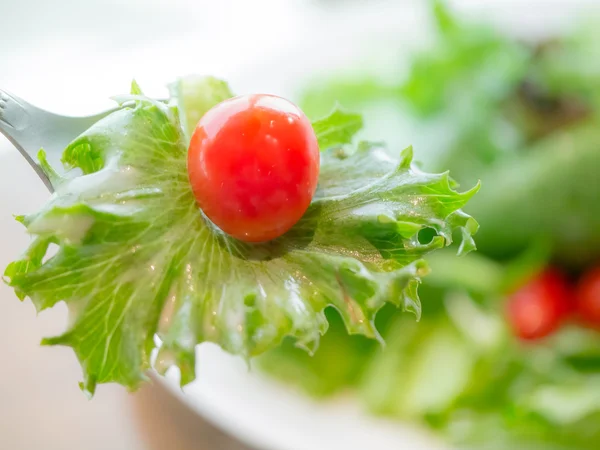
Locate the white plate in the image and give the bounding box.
[1,1,597,450]
[166,344,447,450]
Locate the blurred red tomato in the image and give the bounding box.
[575,266,600,329]
[506,268,572,341]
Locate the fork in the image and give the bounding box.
[0,88,123,192]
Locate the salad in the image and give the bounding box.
[255,2,600,449]
[3,76,478,398]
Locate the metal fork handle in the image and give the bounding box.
[0,89,120,192]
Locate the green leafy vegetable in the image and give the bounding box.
[400,0,530,119]
[4,82,478,395]
[169,75,234,140]
[470,121,600,266]
[311,107,364,150]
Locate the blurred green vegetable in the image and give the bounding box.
[470,121,600,265]
[259,1,600,448]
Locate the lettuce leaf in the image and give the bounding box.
[4,82,478,395]
[469,120,600,266]
[169,75,234,140]
[311,108,364,150]
[400,0,529,118]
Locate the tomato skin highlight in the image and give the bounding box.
[506,268,571,341]
[187,94,320,242]
[575,266,600,328]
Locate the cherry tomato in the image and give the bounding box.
[575,266,600,328]
[187,94,320,242]
[506,268,571,341]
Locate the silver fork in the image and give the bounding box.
[0,89,122,192]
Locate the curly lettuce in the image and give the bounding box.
[3,80,478,395]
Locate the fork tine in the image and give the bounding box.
[0,92,52,191]
[0,89,31,132]
[0,89,166,193]
[0,89,122,192]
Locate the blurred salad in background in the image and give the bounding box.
[256,2,600,449]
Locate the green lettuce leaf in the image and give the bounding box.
[469,120,600,266]
[311,107,364,150]
[169,75,234,140]
[400,0,529,118]
[4,85,478,396]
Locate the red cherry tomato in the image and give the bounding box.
[506,268,571,341]
[575,266,600,328]
[187,94,320,242]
